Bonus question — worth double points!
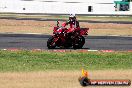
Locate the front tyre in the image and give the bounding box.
[47,36,56,49]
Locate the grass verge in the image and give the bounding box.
[1,13,132,21]
[0,50,132,72]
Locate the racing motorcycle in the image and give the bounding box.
[47,21,89,49]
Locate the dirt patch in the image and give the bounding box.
[81,22,132,36]
[0,19,132,36]
[0,70,131,88]
[0,19,55,35]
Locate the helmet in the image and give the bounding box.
[69,14,76,22]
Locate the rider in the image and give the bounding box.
[60,14,80,47]
[62,14,80,34]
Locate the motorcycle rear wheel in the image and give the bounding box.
[73,36,85,49]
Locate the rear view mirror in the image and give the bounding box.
[57,21,59,27]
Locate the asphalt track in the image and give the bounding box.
[0,34,132,50]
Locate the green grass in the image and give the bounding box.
[77,16,132,21]
[0,50,132,72]
[0,13,132,21]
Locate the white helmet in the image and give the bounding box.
[69,14,75,17]
[69,14,76,21]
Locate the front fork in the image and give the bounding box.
[52,35,65,46]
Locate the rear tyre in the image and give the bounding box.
[47,36,56,49]
[73,36,85,49]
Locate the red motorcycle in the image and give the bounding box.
[47,21,89,49]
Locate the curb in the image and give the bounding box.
[100,50,115,52]
[1,48,132,52]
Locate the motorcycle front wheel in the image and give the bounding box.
[47,36,57,49]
